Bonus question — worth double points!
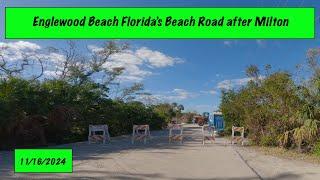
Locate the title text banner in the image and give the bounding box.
[5,7,315,39]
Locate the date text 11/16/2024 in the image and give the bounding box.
[19,157,66,166]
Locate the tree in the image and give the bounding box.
[151,102,184,123]
[116,83,150,102]
[0,44,45,80]
[220,66,303,146]
[0,41,171,149]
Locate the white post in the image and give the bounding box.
[202,126,205,145]
[106,126,110,142]
[241,128,245,146]
[102,129,106,144]
[169,126,172,144]
[88,126,92,144]
[132,126,135,144]
[180,125,184,144]
[144,128,147,144]
[231,126,234,145]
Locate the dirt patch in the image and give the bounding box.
[246,146,320,164]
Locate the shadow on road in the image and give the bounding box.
[0,128,206,179]
[1,170,306,180]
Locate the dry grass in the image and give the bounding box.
[248,145,320,164]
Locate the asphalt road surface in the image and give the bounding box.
[1,124,320,180]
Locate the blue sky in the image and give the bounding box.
[1,0,320,113]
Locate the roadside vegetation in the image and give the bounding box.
[220,48,320,155]
[0,41,184,150]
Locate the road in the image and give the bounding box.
[1,124,320,179]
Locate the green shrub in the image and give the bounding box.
[219,64,320,152]
[260,135,278,146]
[313,141,320,157]
[0,77,166,149]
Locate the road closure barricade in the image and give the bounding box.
[202,125,215,145]
[132,125,151,144]
[88,124,110,144]
[168,124,184,144]
[231,126,245,145]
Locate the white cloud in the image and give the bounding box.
[87,45,104,53]
[217,76,265,90]
[200,90,218,95]
[43,70,61,78]
[217,77,252,90]
[209,90,218,95]
[45,52,66,64]
[256,40,266,47]
[0,41,41,51]
[170,88,196,100]
[0,41,41,62]
[145,88,198,103]
[0,41,183,82]
[135,47,183,68]
[223,40,237,47]
[110,51,144,65]
[0,41,65,79]
[141,88,219,105]
[223,41,232,47]
[41,52,69,79]
[102,50,151,82]
[98,46,182,82]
